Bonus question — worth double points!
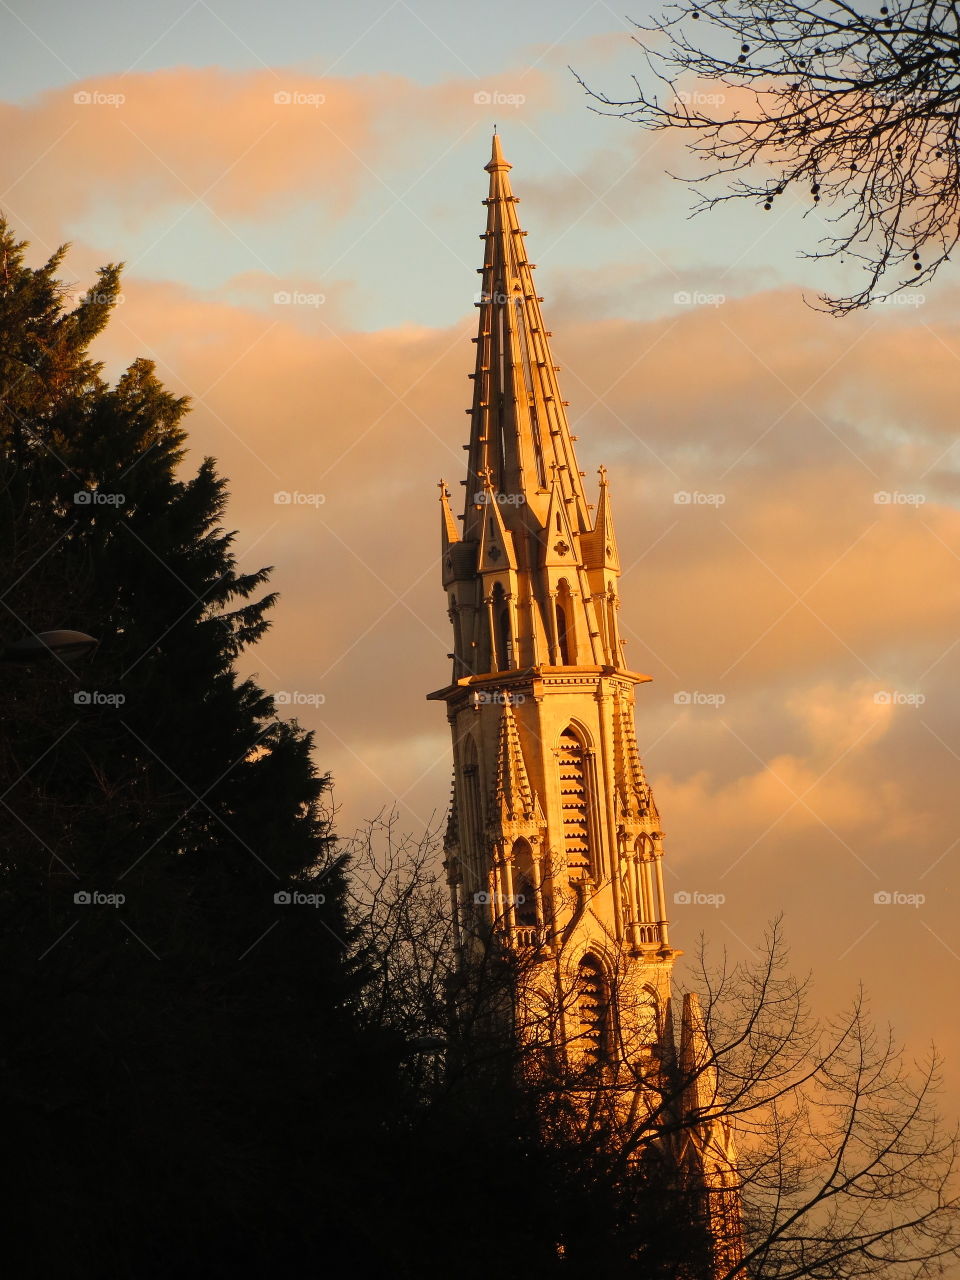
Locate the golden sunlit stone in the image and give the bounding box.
[428,133,745,1273]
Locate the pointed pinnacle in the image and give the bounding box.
[485,131,511,172]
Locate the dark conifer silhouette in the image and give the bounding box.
[0,225,381,1276]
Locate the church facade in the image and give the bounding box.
[428,134,744,1275]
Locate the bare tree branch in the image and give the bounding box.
[575,0,960,313]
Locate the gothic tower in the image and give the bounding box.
[428,131,676,1050]
[427,134,743,1273]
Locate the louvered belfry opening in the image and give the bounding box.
[576,954,609,1067]
[558,726,592,878]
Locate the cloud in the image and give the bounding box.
[0,64,557,259]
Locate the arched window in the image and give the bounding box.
[558,726,594,878]
[462,737,484,892]
[555,579,574,664]
[492,583,512,670]
[576,954,610,1067]
[511,839,537,928]
[450,595,464,671]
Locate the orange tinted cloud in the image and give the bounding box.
[0,65,556,250]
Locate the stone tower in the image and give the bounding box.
[427,134,743,1273]
[428,131,676,1049]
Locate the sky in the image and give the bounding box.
[3,0,960,1165]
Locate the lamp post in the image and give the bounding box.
[398,1035,448,1058]
[0,630,99,664]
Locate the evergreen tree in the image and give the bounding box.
[0,224,385,1276]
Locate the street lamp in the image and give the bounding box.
[399,1035,448,1057]
[0,630,99,663]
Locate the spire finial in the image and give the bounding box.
[598,464,608,487]
[485,131,511,173]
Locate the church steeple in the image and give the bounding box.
[430,132,675,969]
[439,134,636,683]
[464,131,590,541]
[428,137,743,1274]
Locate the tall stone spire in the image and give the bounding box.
[440,134,634,682]
[430,131,674,967]
[428,135,743,1275]
[464,133,590,542]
